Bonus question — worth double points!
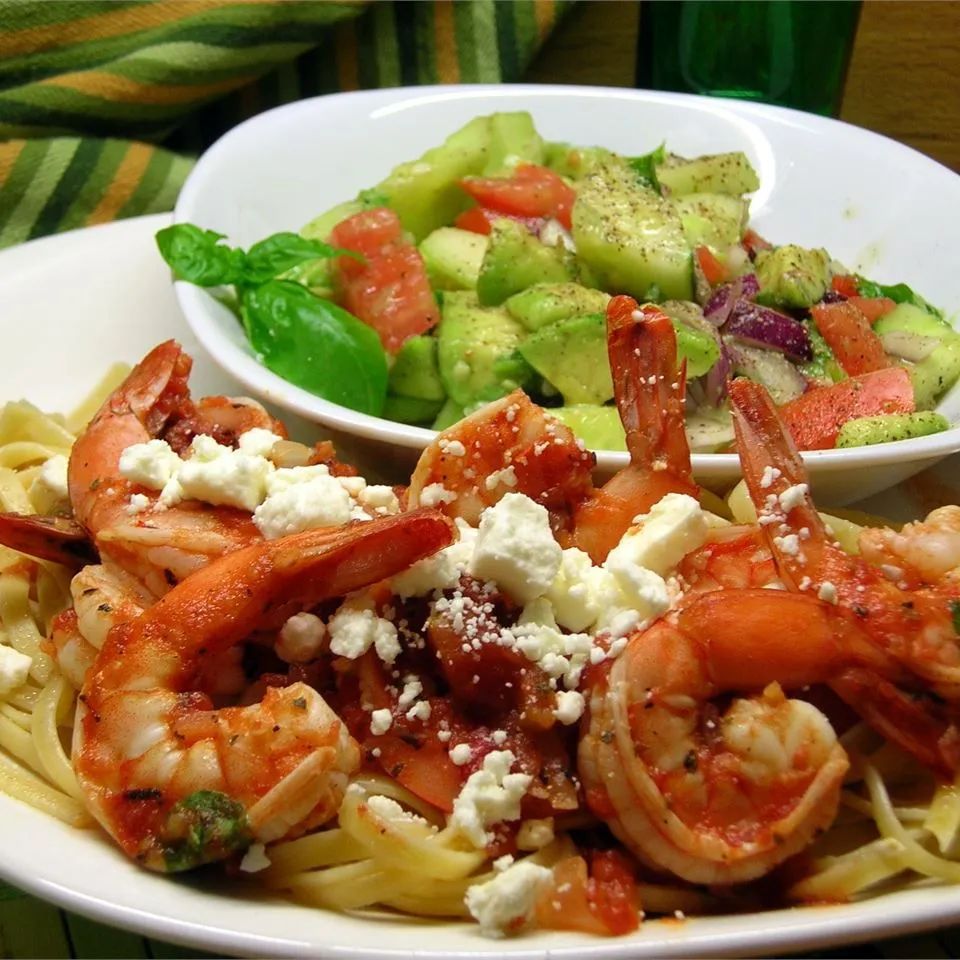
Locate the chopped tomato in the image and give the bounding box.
[741,228,772,258]
[695,245,729,286]
[534,853,640,936]
[846,295,897,324]
[779,366,915,450]
[453,205,545,237]
[811,301,890,376]
[460,163,576,230]
[830,274,860,298]
[330,207,439,353]
[373,734,463,812]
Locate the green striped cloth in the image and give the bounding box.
[0,0,570,248]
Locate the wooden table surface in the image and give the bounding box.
[528,0,960,173]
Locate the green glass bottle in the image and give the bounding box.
[636,0,862,116]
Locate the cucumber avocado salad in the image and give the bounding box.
[158,111,959,453]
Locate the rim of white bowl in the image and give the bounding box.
[173,83,960,475]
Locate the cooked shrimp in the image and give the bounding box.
[68,341,283,595]
[677,523,779,595]
[48,564,153,687]
[74,510,455,871]
[729,377,960,775]
[571,298,699,563]
[859,505,960,584]
[407,390,595,527]
[0,512,96,567]
[579,588,850,885]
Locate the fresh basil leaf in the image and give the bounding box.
[241,280,387,416]
[856,275,944,319]
[627,142,667,189]
[155,224,248,286]
[245,232,357,285]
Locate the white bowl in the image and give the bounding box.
[173,84,960,504]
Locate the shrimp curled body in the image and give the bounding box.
[74,510,455,871]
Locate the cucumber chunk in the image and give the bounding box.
[419,227,488,291]
[505,282,611,332]
[835,412,950,448]
[388,335,446,402]
[655,152,760,197]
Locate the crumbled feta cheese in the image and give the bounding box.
[470,494,562,605]
[759,466,782,489]
[553,690,585,725]
[0,646,31,694]
[126,493,151,515]
[439,438,466,457]
[328,600,399,663]
[253,467,352,538]
[358,484,400,516]
[491,729,508,746]
[366,794,428,826]
[337,475,367,497]
[173,435,274,512]
[419,483,457,508]
[615,493,708,577]
[508,600,595,689]
[237,428,284,458]
[119,439,182,490]
[465,860,553,938]
[276,612,326,663]
[450,750,531,848]
[817,581,838,604]
[30,454,70,510]
[449,743,472,766]
[773,533,801,557]
[778,483,809,513]
[239,842,271,873]
[546,548,609,633]
[493,854,515,872]
[484,465,518,491]
[406,700,432,723]
[392,518,477,598]
[370,708,393,736]
[397,677,423,709]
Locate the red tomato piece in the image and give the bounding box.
[742,228,772,258]
[588,850,641,935]
[373,734,463,812]
[811,301,890,376]
[830,274,860,298]
[695,245,729,286]
[330,207,439,353]
[460,163,576,230]
[779,366,915,450]
[453,206,545,236]
[846,295,897,324]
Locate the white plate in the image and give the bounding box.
[2,216,960,958]
[173,84,960,506]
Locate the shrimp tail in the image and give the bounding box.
[608,296,692,479]
[0,512,97,566]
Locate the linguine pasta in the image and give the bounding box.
[2,372,960,936]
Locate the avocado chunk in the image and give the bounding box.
[675,193,748,251]
[755,245,831,309]
[432,398,466,431]
[659,301,723,379]
[388,335,446,401]
[518,313,614,405]
[550,404,626,452]
[543,142,614,180]
[419,227,488,291]
[655,152,760,197]
[476,219,575,306]
[572,158,693,301]
[382,394,445,425]
[874,303,960,408]
[485,112,545,174]
[836,411,950,448]
[505,282,611,331]
[437,291,529,406]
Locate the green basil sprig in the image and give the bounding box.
[627,142,667,189]
[156,224,388,416]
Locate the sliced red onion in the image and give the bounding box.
[880,330,941,362]
[703,274,760,326]
[724,338,807,406]
[725,300,813,362]
[704,342,732,406]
